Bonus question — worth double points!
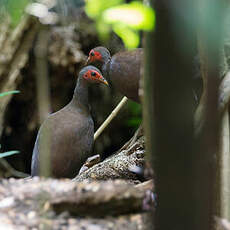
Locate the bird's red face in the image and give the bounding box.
[83,69,108,85]
[86,49,102,64]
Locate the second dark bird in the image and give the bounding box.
[86,47,143,103]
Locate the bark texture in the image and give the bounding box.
[75,131,145,182]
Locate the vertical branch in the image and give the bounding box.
[220,111,230,218]
[141,12,155,230]
[34,25,51,177]
[220,5,230,220]
[195,0,226,228]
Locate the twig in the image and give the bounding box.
[118,124,143,152]
[220,110,230,218]
[0,158,29,178]
[94,96,128,140]
[135,179,154,190]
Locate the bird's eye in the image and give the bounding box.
[91,52,95,57]
[91,72,96,77]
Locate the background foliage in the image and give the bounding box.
[85,0,155,48]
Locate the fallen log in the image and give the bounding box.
[52,179,154,217]
[0,178,154,229]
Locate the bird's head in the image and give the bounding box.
[79,66,109,86]
[86,47,111,67]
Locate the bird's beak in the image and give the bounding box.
[99,76,109,86]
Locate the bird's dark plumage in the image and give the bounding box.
[31,66,108,178]
[87,47,143,103]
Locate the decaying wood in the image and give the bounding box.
[52,179,154,216]
[0,178,153,229]
[75,134,145,182]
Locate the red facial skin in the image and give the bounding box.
[83,70,108,85]
[87,50,102,64]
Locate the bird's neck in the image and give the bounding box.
[102,58,111,80]
[71,77,90,111]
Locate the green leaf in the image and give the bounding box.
[103,1,155,31]
[0,151,20,158]
[6,0,29,26]
[96,19,111,41]
[126,118,142,127]
[125,101,142,128]
[128,101,142,115]
[86,0,124,18]
[0,90,20,97]
[113,24,139,48]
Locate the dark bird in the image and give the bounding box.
[86,47,143,103]
[31,66,109,178]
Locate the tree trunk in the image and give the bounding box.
[143,0,225,229]
[195,1,227,227]
[220,4,230,220]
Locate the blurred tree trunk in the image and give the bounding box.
[195,0,229,223]
[220,5,230,219]
[0,14,39,176]
[143,0,225,229]
[143,0,197,229]
[34,25,52,177]
[0,14,39,136]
